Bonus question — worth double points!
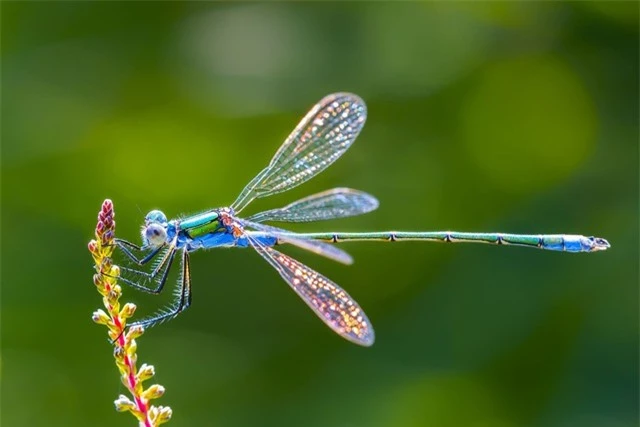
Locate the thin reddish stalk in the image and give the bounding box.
[90,199,171,427]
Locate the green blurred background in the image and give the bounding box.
[2,2,638,427]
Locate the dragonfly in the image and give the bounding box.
[115,92,610,347]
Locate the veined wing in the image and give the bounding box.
[231,93,367,213]
[247,235,374,346]
[246,188,379,223]
[240,217,353,265]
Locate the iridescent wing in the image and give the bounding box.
[245,187,379,223]
[247,235,374,346]
[240,218,353,265]
[231,93,367,213]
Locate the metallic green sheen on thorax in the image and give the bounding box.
[180,211,222,238]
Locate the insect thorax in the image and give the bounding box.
[180,210,224,239]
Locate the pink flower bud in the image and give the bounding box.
[120,303,136,320]
[137,363,155,382]
[114,395,136,412]
[103,231,114,243]
[142,384,165,401]
[102,257,112,270]
[106,290,119,306]
[154,406,173,424]
[110,265,120,277]
[113,346,125,360]
[92,309,111,325]
[127,325,145,340]
[126,339,138,356]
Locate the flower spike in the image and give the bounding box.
[90,199,172,426]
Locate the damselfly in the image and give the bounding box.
[116,93,610,346]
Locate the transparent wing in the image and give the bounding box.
[247,235,374,346]
[245,187,379,223]
[240,218,353,265]
[231,93,367,213]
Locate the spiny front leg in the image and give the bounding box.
[117,239,177,295]
[129,248,193,329]
[118,249,176,295]
[115,238,165,265]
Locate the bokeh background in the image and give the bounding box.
[2,2,638,427]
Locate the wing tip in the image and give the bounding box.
[321,92,367,115]
[342,324,375,347]
[362,332,376,347]
[353,329,376,347]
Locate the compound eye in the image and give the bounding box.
[145,223,167,247]
[145,209,167,225]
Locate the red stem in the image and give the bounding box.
[108,287,152,427]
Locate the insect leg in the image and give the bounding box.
[129,248,192,329]
[118,246,177,295]
[115,238,163,265]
